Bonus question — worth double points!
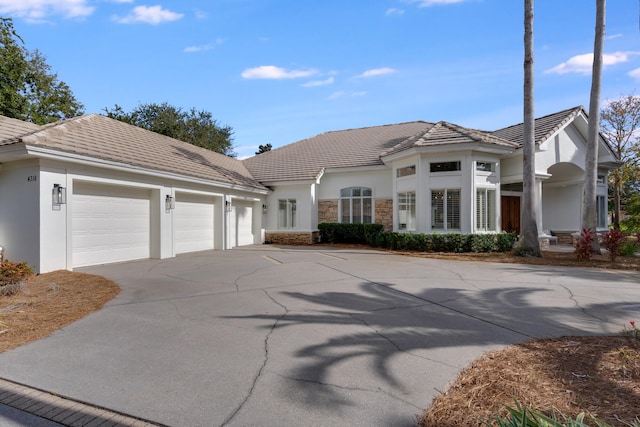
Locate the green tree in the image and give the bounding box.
[255,143,272,154]
[104,102,236,156]
[0,18,83,124]
[600,94,640,229]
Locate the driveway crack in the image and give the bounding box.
[221,290,288,426]
[273,373,424,411]
[557,284,608,323]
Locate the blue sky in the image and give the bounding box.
[2,0,639,158]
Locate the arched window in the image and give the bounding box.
[340,187,372,224]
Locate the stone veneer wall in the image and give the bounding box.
[265,231,320,245]
[318,200,338,223]
[375,199,393,231]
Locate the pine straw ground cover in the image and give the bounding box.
[420,336,640,426]
[0,270,120,353]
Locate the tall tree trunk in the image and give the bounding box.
[519,0,541,256]
[613,174,621,229]
[582,0,605,252]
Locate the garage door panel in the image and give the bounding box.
[174,194,215,254]
[72,183,151,268]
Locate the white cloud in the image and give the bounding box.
[328,91,367,100]
[184,38,224,53]
[0,0,94,21]
[629,68,640,80]
[301,77,335,87]
[545,51,638,75]
[356,67,397,78]
[406,0,470,7]
[110,0,133,3]
[386,8,405,15]
[241,65,317,80]
[115,5,183,24]
[606,33,623,40]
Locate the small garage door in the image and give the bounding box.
[230,201,254,247]
[72,182,151,268]
[174,193,215,254]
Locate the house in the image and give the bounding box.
[0,106,619,273]
[243,106,619,246]
[0,114,268,273]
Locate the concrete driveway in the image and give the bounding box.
[0,246,638,426]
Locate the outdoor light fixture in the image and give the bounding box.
[52,184,66,208]
[262,204,268,214]
[225,200,232,213]
[165,195,175,210]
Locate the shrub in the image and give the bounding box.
[601,229,627,262]
[318,223,383,245]
[0,259,34,296]
[470,234,496,253]
[0,259,34,286]
[486,400,640,427]
[496,232,517,252]
[575,227,595,260]
[620,241,638,257]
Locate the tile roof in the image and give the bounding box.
[3,114,266,191]
[492,106,584,146]
[243,120,518,182]
[0,116,41,145]
[243,121,434,182]
[381,121,518,157]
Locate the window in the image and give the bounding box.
[501,182,523,192]
[430,161,461,173]
[278,199,296,229]
[397,165,416,177]
[476,189,496,231]
[432,189,461,230]
[340,187,372,224]
[597,195,607,229]
[398,192,416,231]
[476,161,495,172]
[597,175,606,184]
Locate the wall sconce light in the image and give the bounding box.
[52,184,66,208]
[262,204,268,214]
[165,195,175,210]
[225,200,232,213]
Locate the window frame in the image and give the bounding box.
[596,195,607,229]
[430,161,461,173]
[396,165,416,178]
[431,188,461,231]
[278,199,297,229]
[476,188,496,232]
[397,191,416,231]
[340,187,372,224]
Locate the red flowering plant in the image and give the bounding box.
[623,320,639,340]
[0,259,35,296]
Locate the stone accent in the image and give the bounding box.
[551,231,576,245]
[375,199,393,231]
[265,231,320,245]
[318,200,338,223]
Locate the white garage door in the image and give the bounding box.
[174,193,215,254]
[72,182,151,268]
[231,201,254,247]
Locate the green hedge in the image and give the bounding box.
[318,222,516,253]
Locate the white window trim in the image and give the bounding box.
[431,188,461,231]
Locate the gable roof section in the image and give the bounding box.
[492,106,583,146]
[4,114,266,191]
[0,116,41,144]
[381,121,518,157]
[243,121,434,182]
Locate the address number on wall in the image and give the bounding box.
[27,175,37,182]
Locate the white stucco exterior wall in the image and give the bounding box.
[0,160,41,269]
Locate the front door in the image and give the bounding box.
[501,196,521,235]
